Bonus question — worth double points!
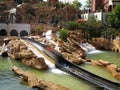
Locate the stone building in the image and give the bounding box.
[91,0,120,12]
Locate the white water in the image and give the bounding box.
[80,42,102,54]
[45,30,60,52]
[22,39,66,75]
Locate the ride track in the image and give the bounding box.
[23,38,120,90]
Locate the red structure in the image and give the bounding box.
[91,0,120,12]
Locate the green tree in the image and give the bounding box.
[103,28,119,39]
[85,0,92,9]
[59,28,68,40]
[66,21,79,30]
[86,16,102,39]
[72,0,82,9]
[107,5,120,29]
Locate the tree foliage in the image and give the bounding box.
[85,0,92,9]
[107,5,120,29]
[72,0,82,9]
[66,21,80,30]
[86,16,102,38]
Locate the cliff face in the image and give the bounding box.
[92,38,112,50]
[92,37,120,53]
[0,1,16,23]
[0,0,81,29]
[15,1,81,24]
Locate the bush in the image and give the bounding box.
[38,2,46,7]
[36,26,41,34]
[66,21,79,30]
[59,28,68,40]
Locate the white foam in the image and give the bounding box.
[87,50,102,54]
[9,8,16,14]
[22,39,67,75]
[80,42,102,54]
[51,68,67,75]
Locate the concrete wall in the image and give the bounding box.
[0,23,31,37]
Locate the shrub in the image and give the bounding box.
[36,26,41,34]
[66,21,79,30]
[59,28,68,40]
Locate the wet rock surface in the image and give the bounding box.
[8,39,48,70]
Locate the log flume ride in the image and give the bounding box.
[23,38,120,90]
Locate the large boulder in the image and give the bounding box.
[12,66,69,90]
[92,38,112,50]
[62,52,86,64]
[8,39,48,70]
[22,56,48,70]
[112,39,120,53]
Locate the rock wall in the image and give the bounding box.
[8,39,48,70]
[16,2,80,24]
[112,39,120,53]
[92,37,120,53]
[31,30,87,65]
[92,37,112,50]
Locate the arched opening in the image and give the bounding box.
[10,30,18,36]
[108,5,112,12]
[0,29,7,36]
[20,30,28,37]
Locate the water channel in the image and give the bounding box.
[0,51,120,90]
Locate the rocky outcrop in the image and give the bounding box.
[32,30,86,65]
[92,38,112,50]
[12,66,69,90]
[16,1,80,24]
[8,39,48,70]
[92,38,120,53]
[112,39,120,53]
[91,60,120,80]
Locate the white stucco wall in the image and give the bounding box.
[0,23,31,36]
[81,12,108,25]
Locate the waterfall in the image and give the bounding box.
[23,39,66,75]
[8,4,21,23]
[80,42,102,54]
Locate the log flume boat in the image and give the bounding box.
[23,38,120,90]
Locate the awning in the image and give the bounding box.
[76,19,86,23]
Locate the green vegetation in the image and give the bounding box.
[66,21,80,30]
[71,0,82,9]
[0,0,7,3]
[23,0,30,3]
[85,0,92,9]
[38,2,46,7]
[107,4,120,29]
[36,26,41,35]
[86,16,102,39]
[59,28,68,40]
[102,28,120,39]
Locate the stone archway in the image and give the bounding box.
[0,29,7,36]
[20,30,28,37]
[10,30,18,36]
